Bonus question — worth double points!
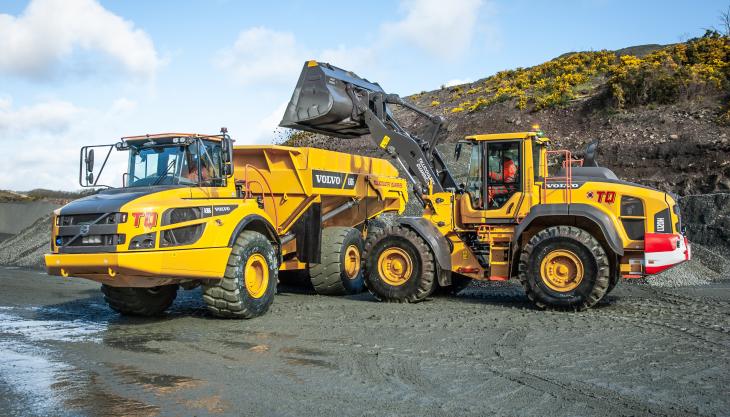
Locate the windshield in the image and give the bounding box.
[127,139,224,187]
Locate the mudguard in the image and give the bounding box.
[514,203,624,255]
[397,217,453,286]
[229,214,281,255]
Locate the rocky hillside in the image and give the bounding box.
[285,32,730,196]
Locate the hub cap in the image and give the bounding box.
[244,253,269,298]
[378,247,413,286]
[540,249,584,292]
[344,245,361,280]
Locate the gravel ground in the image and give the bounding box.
[0,267,729,417]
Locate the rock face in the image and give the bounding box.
[680,193,730,256]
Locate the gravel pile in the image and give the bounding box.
[646,243,730,287]
[0,214,51,269]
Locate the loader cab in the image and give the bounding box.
[457,132,545,223]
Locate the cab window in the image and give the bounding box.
[486,141,521,209]
[465,144,483,208]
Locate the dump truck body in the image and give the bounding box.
[45,133,406,317]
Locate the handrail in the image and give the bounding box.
[243,164,280,232]
[543,150,583,205]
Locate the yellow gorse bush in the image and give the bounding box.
[445,32,728,113]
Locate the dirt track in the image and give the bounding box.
[1,267,729,417]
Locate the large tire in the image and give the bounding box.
[518,226,610,311]
[363,225,436,303]
[101,284,178,316]
[606,268,620,295]
[309,227,365,295]
[202,230,278,319]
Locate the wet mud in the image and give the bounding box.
[1,267,729,417]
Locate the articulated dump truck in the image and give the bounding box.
[280,60,691,310]
[45,130,407,318]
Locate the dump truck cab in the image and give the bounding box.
[46,130,408,318]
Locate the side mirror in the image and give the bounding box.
[86,172,94,184]
[222,137,234,177]
[85,149,95,172]
[454,142,463,161]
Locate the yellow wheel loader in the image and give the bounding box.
[280,61,691,310]
[45,130,407,318]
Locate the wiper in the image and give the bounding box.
[151,159,177,186]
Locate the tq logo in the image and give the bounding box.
[132,212,158,228]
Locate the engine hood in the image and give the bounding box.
[60,186,186,215]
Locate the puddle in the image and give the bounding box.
[281,356,337,370]
[183,395,228,414]
[280,346,328,357]
[0,310,106,343]
[104,333,176,354]
[0,341,158,417]
[220,339,257,350]
[248,330,295,340]
[248,344,270,353]
[109,364,203,395]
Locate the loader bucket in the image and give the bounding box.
[279,61,384,138]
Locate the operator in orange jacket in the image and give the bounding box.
[487,156,517,206]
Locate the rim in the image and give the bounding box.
[540,249,584,292]
[377,247,413,286]
[244,253,269,299]
[344,245,361,279]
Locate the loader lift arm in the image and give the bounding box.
[280,61,457,199]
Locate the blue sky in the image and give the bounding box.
[0,0,726,190]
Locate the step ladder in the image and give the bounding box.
[476,225,513,281]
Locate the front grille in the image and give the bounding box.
[58,212,126,226]
[54,212,125,253]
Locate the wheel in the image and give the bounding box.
[202,230,278,319]
[518,226,609,311]
[435,273,472,296]
[101,284,178,316]
[309,227,365,295]
[363,225,436,302]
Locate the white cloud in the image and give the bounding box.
[0,98,84,134]
[0,0,162,80]
[381,0,484,59]
[216,27,305,86]
[0,96,136,191]
[218,0,489,87]
[242,101,290,145]
[443,78,472,87]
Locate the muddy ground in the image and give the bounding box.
[1,267,729,417]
